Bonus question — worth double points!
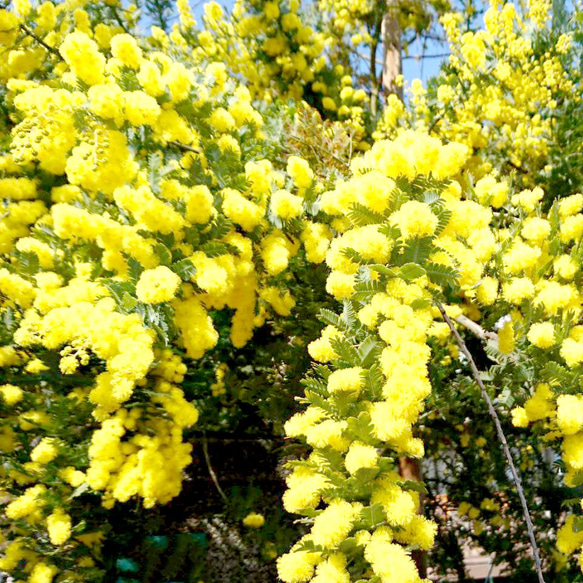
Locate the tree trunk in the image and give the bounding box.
[398,456,426,576]
[381,0,403,98]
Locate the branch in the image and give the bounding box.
[20,24,63,60]
[202,433,228,502]
[454,314,497,342]
[369,37,380,118]
[402,53,450,61]
[436,302,546,583]
[427,115,442,135]
[348,46,384,68]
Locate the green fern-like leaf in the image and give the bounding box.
[356,504,386,530]
[540,361,574,386]
[347,203,385,226]
[378,223,401,240]
[399,262,427,281]
[330,337,360,367]
[117,69,141,92]
[342,300,359,330]
[346,411,375,443]
[200,241,240,257]
[425,262,459,288]
[313,364,332,380]
[154,243,173,265]
[369,264,399,277]
[423,191,440,205]
[393,237,435,266]
[365,364,384,400]
[386,187,409,214]
[358,336,382,368]
[318,308,345,330]
[301,376,328,396]
[351,280,385,302]
[341,247,371,265]
[206,215,233,241]
[434,207,452,236]
[147,151,164,193]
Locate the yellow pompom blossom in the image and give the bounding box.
[0,383,23,405]
[557,515,583,555]
[476,277,498,305]
[46,510,72,545]
[498,320,515,354]
[5,485,46,520]
[307,325,340,363]
[503,278,534,304]
[474,176,508,208]
[29,563,58,583]
[59,32,105,86]
[123,92,161,127]
[310,500,359,548]
[557,396,583,436]
[222,188,265,231]
[242,512,265,528]
[365,538,421,583]
[512,384,556,427]
[281,468,327,513]
[527,322,556,348]
[277,550,321,583]
[30,438,59,464]
[391,200,439,239]
[287,156,314,189]
[310,553,350,583]
[327,367,364,394]
[301,222,332,263]
[110,34,143,69]
[561,339,583,368]
[344,442,379,475]
[135,266,181,304]
[270,189,303,219]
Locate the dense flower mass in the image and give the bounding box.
[277,132,496,582]
[0,0,582,581]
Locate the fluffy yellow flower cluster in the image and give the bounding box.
[378,0,576,182]
[183,0,370,146]
[86,350,198,509]
[0,8,327,579]
[193,0,326,102]
[277,132,493,582]
[470,190,583,562]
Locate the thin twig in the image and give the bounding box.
[110,6,130,34]
[508,160,528,175]
[202,433,228,502]
[168,140,199,153]
[289,135,350,170]
[436,302,546,583]
[20,24,63,60]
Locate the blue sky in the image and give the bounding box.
[402,36,448,83]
